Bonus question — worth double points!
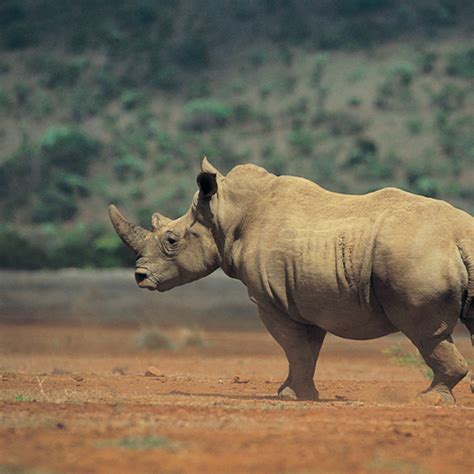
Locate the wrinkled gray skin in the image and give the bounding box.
[110,158,474,404]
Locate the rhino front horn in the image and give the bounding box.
[108,204,150,254]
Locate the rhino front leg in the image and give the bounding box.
[258,305,326,401]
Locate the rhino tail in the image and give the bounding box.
[458,239,474,393]
[458,239,474,338]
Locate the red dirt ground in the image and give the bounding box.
[1,324,473,473]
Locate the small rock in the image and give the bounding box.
[232,376,250,384]
[73,375,84,382]
[145,366,165,377]
[56,422,65,430]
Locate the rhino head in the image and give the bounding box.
[109,158,223,292]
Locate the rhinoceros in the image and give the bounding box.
[109,158,474,404]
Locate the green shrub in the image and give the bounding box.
[13,82,30,106]
[288,130,315,155]
[46,224,133,268]
[182,99,231,131]
[3,23,36,50]
[324,112,366,136]
[173,37,209,69]
[409,176,441,198]
[388,62,416,86]
[31,186,78,223]
[417,50,437,73]
[135,328,176,351]
[30,90,55,118]
[152,64,181,90]
[71,86,101,120]
[51,172,89,198]
[431,83,467,112]
[120,91,146,110]
[0,87,11,111]
[446,48,474,78]
[405,118,423,135]
[94,67,122,101]
[347,96,362,107]
[232,102,253,123]
[0,143,38,211]
[0,225,49,269]
[113,155,145,182]
[28,56,88,88]
[39,126,100,175]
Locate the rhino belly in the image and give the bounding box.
[265,222,397,340]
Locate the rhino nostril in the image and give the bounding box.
[135,268,149,284]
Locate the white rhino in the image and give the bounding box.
[109,158,474,404]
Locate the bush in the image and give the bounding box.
[347,96,362,107]
[182,99,231,131]
[0,225,49,269]
[324,112,366,136]
[0,143,38,211]
[3,24,36,50]
[120,91,146,110]
[431,83,467,112]
[288,130,315,155]
[28,56,88,88]
[39,126,100,175]
[51,172,89,198]
[232,102,253,123]
[417,50,437,73]
[31,186,78,223]
[388,62,416,86]
[135,328,176,351]
[446,48,474,78]
[0,87,11,111]
[405,118,423,135]
[113,155,145,182]
[46,224,134,268]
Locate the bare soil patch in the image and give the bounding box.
[1,324,473,473]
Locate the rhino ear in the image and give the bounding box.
[197,171,218,200]
[151,212,171,231]
[200,156,222,177]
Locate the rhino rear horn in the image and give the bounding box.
[108,204,150,254]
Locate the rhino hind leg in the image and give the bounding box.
[414,335,468,405]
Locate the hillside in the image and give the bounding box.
[0,0,473,268]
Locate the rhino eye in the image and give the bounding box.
[163,232,179,250]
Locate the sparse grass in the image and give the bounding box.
[15,394,35,402]
[367,457,430,473]
[135,328,176,351]
[98,436,173,450]
[178,328,209,348]
[383,345,433,379]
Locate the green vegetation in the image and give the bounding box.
[15,394,35,402]
[99,436,172,450]
[135,328,176,351]
[0,1,472,268]
[383,345,433,379]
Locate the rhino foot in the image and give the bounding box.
[278,385,319,401]
[416,388,455,406]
